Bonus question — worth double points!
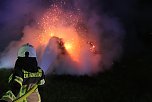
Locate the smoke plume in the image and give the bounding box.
[0,0,124,75]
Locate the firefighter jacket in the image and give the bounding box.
[1,67,45,102]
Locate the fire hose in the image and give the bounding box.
[13,74,43,102]
[12,38,63,102]
[13,83,38,102]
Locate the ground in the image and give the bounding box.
[0,52,152,102]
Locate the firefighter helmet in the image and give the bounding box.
[18,43,37,57]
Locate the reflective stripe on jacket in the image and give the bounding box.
[1,68,45,102]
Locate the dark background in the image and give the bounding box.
[0,0,152,53]
[0,0,152,102]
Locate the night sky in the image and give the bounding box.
[0,0,152,61]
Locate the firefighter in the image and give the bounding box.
[0,43,45,102]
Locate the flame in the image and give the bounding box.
[34,5,98,63]
[64,42,72,50]
[64,39,82,62]
[36,6,81,62]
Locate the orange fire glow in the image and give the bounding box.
[34,6,97,62]
[34,6,84,62]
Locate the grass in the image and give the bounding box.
[0,53,152,102]
[0,68,12,96]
